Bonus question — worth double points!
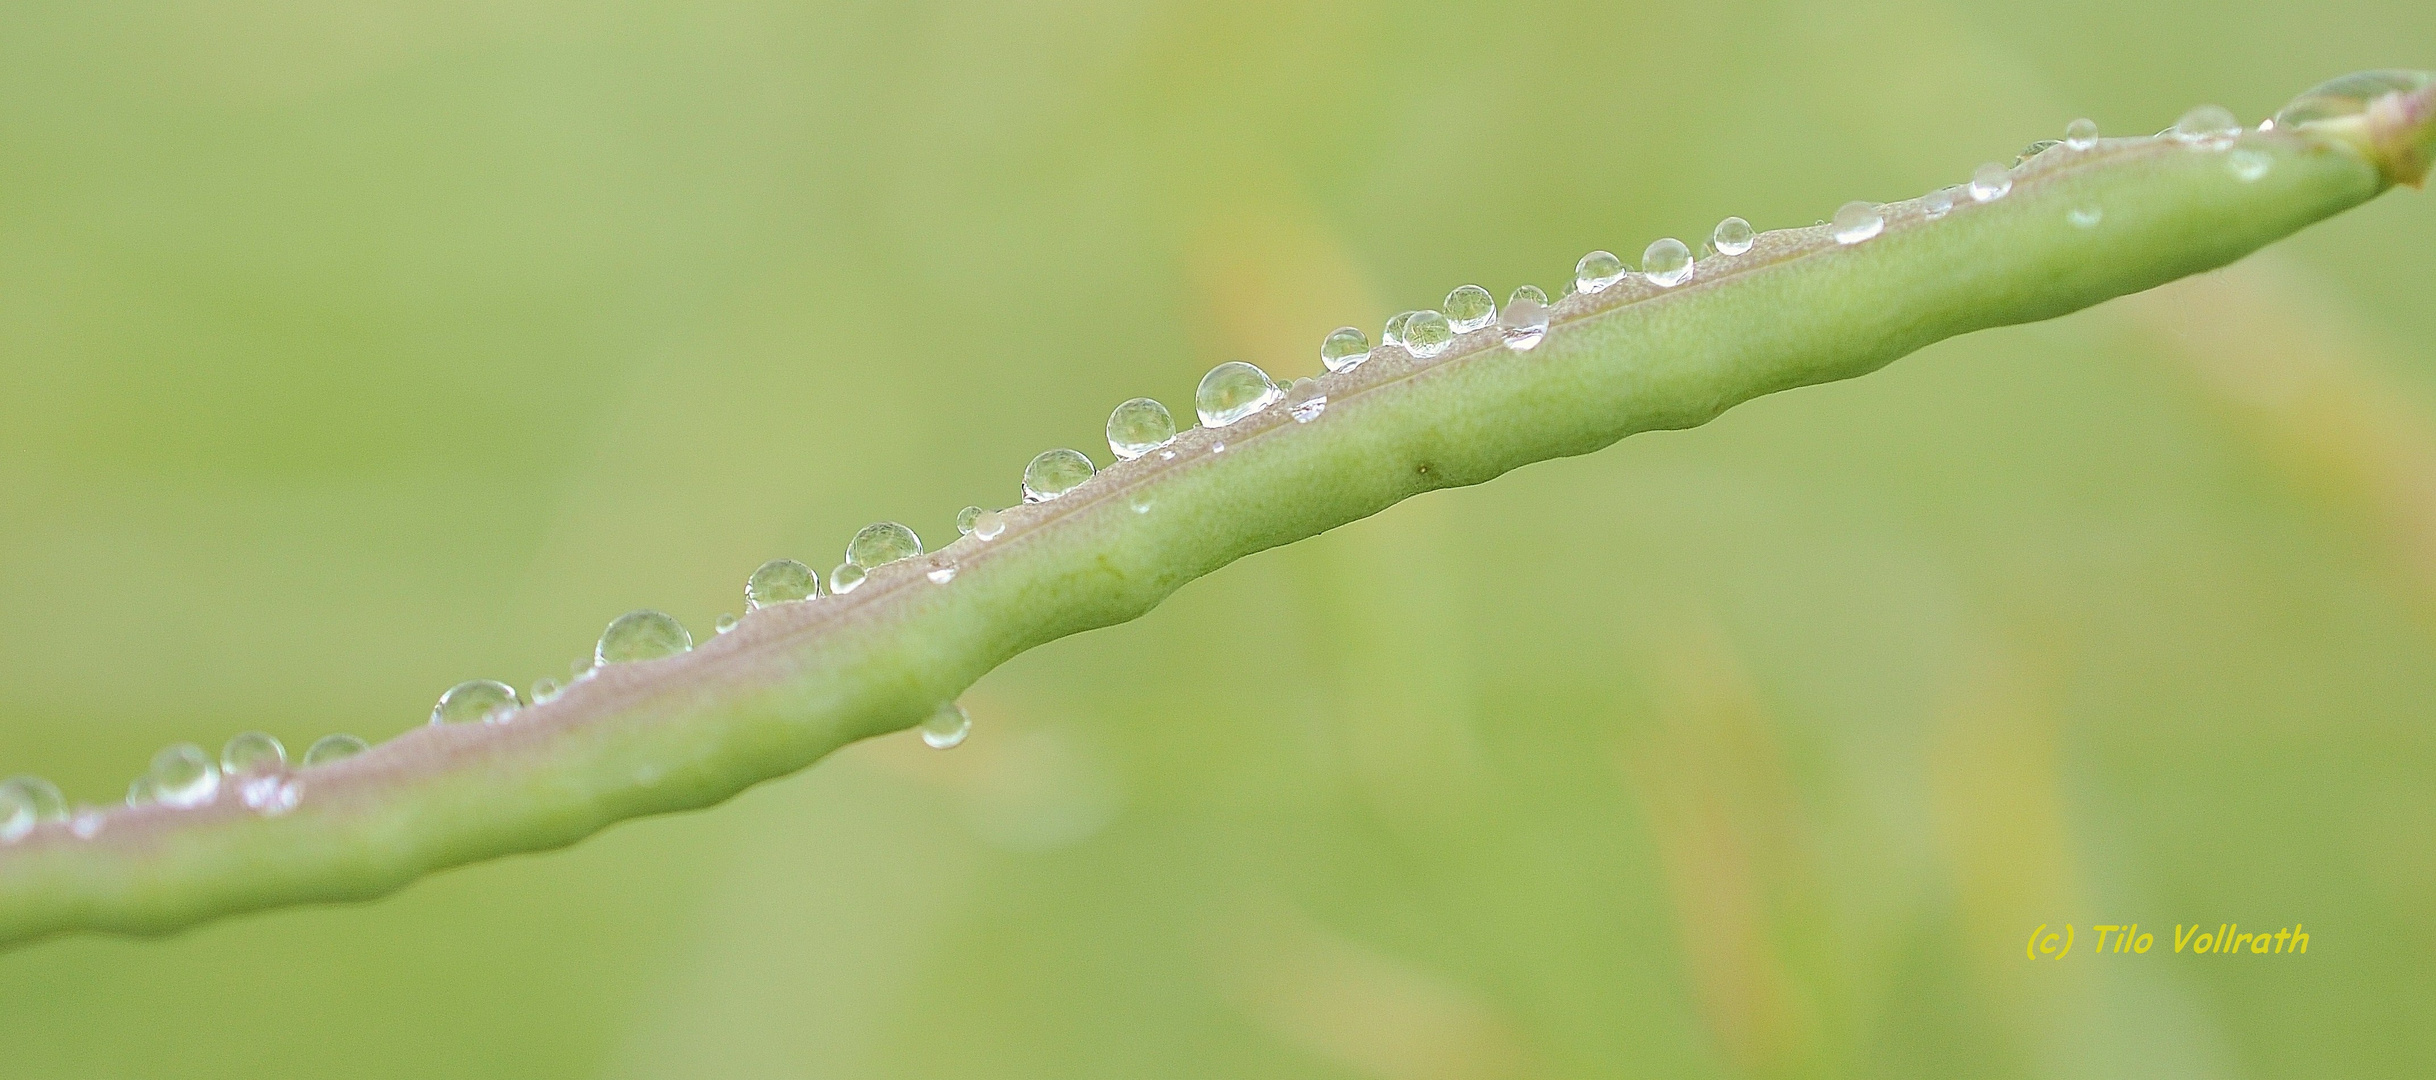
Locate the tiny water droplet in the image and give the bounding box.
[927,562,957,584]
[1831,201,1884,245]
[2015,139,2061,166]
[432,679,522,725]
[1127,491,1153,514]
[1710,217,1755,256]
[238,772,286,812]
[2065,117,2099,150]
[1641,238,1693,286]
[847,522,922,567]
[1924,187,1957,219]
[971,510,1007,541]
[1157,449,1176,461]
[1,776,67,841]
[302,734,369,766]
[746,558,820,609]
[256,779,301,816]
[1287,378,1328,422]
[1575,250,1628,293]
[1210,441,1226,454]
[1443,285,1496,332]
[532,676,564,702]
[713,614,737,635]
[1321,326,1371,373]
[127,775,155,807]
[2171,104,2241,148]
[956,505,983,534]
[1382,311,1414,347]
[596,610,693,665]
[1197,361,1279,427]
[1969,163,2012,202]
[1106,398,1177,460]
[920,701,972,749]
[2227,148,2271,182]
[1023,448,1096,501]
[830,562,867,594]
[2273,70,2431,129]
[1500,285,1550,351]
[221,732,285,778]
[149,744,220,809]
[2067,205,2103,229]
[71,809,103,838]
[1401,310,1454,358]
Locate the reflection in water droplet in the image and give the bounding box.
[1711,216,1755,256]
[1106,398,1177,460]
[1501,285,1550,351]
[150,744,220,809]
[830,562,867,594]
[746,559,820,608]
[1969,163,2012,202]
[532,676,564,702]
[971,510,1007,541]
[1831,201,1884,245]
[1321,326,1371,373]
[1401,310,1454,359]
[303,734,369,766]
[2068,205,2103,229]
[2171,104,2241,148]
[1382,311,1414,347]
[927,563,957,584]
[433,679,521,725]
[1,776,67,841]
[1575,250,1628,293]
[1443,285,1495,332]
[221,732,285,777]
[1286,378,1327,423]
[2227,148,2271,182]
[921,701,972,749]
[596,610,693,665]
[847,522,922,567]
[956,505,983,535]
[2065,117,2099,150]
[1197,362,1279,427]
[2273,70,2432,129]
[1023,449,1096,502]
[1924,187,1957,219]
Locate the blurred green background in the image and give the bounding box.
[4,0,2433,1076]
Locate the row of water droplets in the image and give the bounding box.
[14,79,2414,848]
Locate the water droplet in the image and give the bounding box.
[0,776,66,841]
[2015,139,2061,166]
[1500,286,1550,351]
[1711,216,1755,256]
[847,522,922,567]
[127,775,155,807]
[2171,104,2241,148]
[1969,163,2013,202]
[830,562,867,594]
[1401,310,1454,358]
[532,676,564,702]
[1286,378,1327,423]
[745,559,819,609]
[71,809,103,838]
[1321,326,1371,373]
[221,732,285,777]
[1923,187,1957,219]
[971,510,1007,541]
[1641,238,1693,286]
[926,563,958,584]
[149,744,220,809]
[303,734,369,766]
[254,779,301,816]
[1127,491,1153,514]
[2067,205,2103,229]
[1196,361,1279,427]
[955,505,983,534]
[2273,70,2432,129]
[713,613,737,635]
[1575,250,1628,293]
[432,679,522,725]
[920,701,971,749]
[1106,398,1177,460]
[596,610,693,665]
[1443,285,1496,332]
[1831,201,1884,245]
[2227,148,2271,182]
[2065,117,2099,150]
[1382,311,1414,347]
[1023,448,1096,501]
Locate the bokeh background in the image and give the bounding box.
[4,1,2433,1076]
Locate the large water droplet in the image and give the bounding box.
[150,743,220,809]
[2171,104,2241,148]
[596,610,693,665]
[1711,217,1755,256]
[955,506,983,535]
[1575,250,1628,293]
[1924,187,1957,219]
[221,732,285,777]
[2065,117,2099,150]
[1382,311,1414,347]
[1500,286,1550,351]
[1321,326,1371,373]
[746,558,820,608]
[1197,361,1278,427]
[1969,163,2012,202]
[2227,148,2271,182]
[2273,70,2432,129]
[1443,285,1496,332]
[1106,398,1176,460]
[1286,378,1328,423]
[920,701,971,749]
[1641,238,1693,286]
[830,562,867,594]
[433,679,521,725]
[1024,448,1096,501]
[971,510,1007,541]
[847,522,922,567]
[303,734,368,766]
[0,776,66,841]
[1401,310,1453,358]
[1831,201,1884,245]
